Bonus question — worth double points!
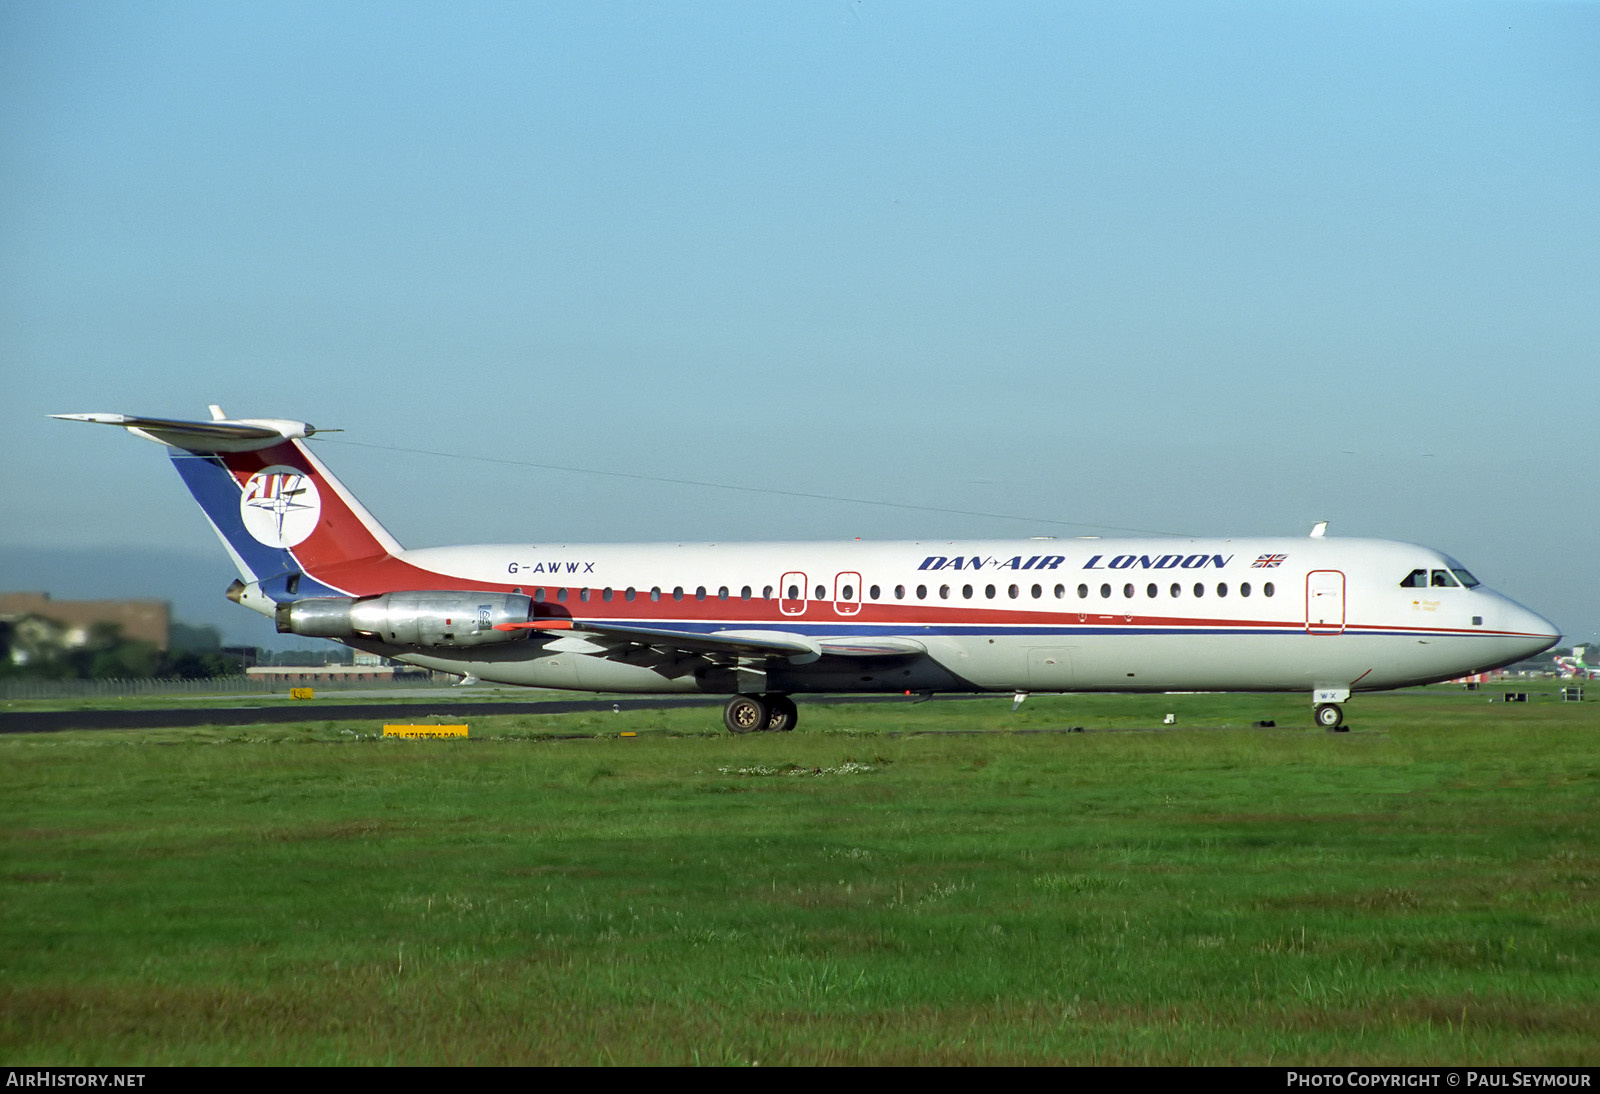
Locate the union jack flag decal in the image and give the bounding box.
[1252,554,1287,568]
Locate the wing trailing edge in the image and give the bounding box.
[498,620,925,660]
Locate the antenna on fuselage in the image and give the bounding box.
[1309,521,1328,538]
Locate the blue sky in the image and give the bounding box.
[3,1,1596,647]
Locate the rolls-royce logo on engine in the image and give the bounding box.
[240,467,321,548]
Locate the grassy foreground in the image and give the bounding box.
[2,687,1596,1065]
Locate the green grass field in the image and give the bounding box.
[2,686,1596,1065]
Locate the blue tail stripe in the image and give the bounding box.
[171,452,299,581]
[170,452,349,600]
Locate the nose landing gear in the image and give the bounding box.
[1313,686,1351,732]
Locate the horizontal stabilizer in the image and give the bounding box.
[52,412,322,452]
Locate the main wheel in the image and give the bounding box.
[723,694,769,734]
[1315,703,1345,730]
[763,694,798,732]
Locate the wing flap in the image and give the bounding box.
[498,620,821,658]
[498,621,926,660]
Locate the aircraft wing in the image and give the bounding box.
[497,620,924,660]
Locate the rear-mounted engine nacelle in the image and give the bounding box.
[275,591,535,648]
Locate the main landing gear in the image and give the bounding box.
[722,693,799,734]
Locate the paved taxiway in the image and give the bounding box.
[0,693,982,734]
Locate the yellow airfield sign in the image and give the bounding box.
[383,724,469,739]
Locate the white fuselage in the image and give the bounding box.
[334,535,1558,697]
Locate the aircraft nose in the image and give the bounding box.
[1502,599,1561,660]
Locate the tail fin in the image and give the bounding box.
[53,409,402,597]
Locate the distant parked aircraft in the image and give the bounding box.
[1554,646,1597,680]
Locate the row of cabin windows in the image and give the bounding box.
[900,581,1274,601]
[523,581,1276,603]
[528,586,765,603]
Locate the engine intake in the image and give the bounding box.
[275,591,535,648]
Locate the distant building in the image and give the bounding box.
[0,592,170,650]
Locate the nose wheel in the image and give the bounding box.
[1315,703,1346,731]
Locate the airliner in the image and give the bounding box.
[1555,647,1596,680]
[55,409,1561,732]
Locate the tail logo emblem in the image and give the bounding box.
[240,467,321,548]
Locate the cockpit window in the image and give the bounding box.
[1431,570,1459,588]
[1451,568,1480,588]
[1400,569,1429,588]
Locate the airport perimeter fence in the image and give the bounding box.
[0,673,460,702]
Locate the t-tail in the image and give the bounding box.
[52,407,404,610]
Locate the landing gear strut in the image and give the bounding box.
[722,693,799,734]
[1315,703,1346,730]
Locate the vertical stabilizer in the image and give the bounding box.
[54,411,403,595]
